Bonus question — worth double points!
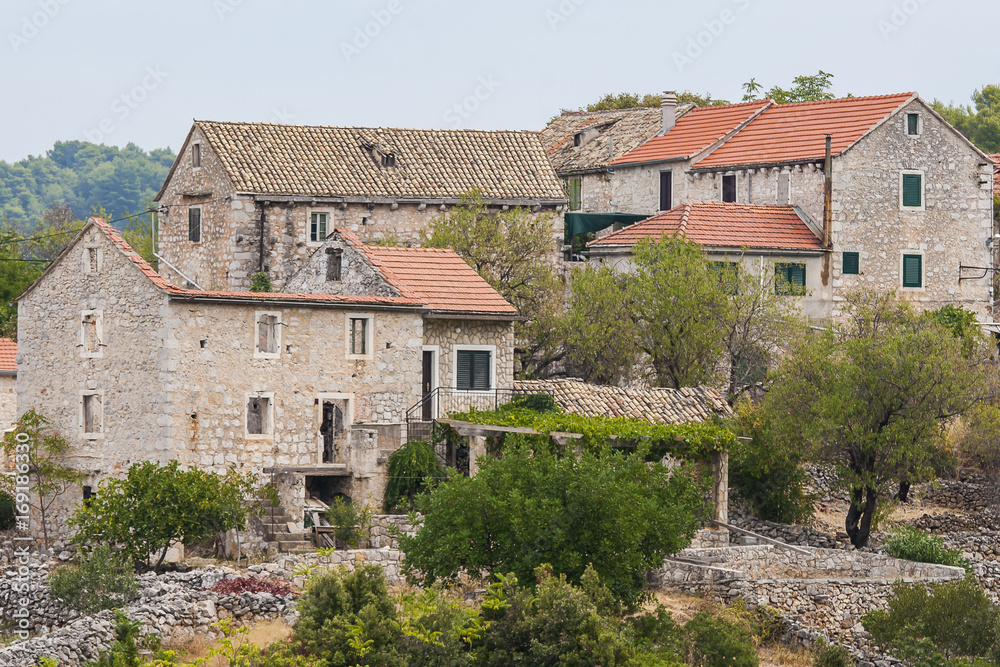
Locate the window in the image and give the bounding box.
[254,311,281,359]
[380,153,396,168]
[774,263,806,295]
[192,143,201,168]
[457,350,491,391]
[246,395,272,437]
[842,252,860,275]
[310,212,328,244]
[82,485,94,507]
[710,261,739,295]
[722,174,737,203]
[188,207,201,243]
[81,392,103,437]
[566,178,582,211]
[901,172,923,209]
[83,246,101,275]
[345,314,374,359]
[906,113,920,136]
[573,133,582,147]
[350,317,367,355]
[902,254,923,288]
[326,248,343,282]
[81,311,103,358]
[659,171,672,211]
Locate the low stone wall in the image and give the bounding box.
[368,514,419,549]
[277,547,407,587]
[728,509,848,550]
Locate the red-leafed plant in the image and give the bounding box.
[211,577,292,596]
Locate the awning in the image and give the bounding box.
[565,212,651,239]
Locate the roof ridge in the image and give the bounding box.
[330,228,420,300]
[767,92,914,109]
[197,119,539,136]
[678,204,692,235]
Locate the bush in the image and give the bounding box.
[0,490,15,530]
[400,439,707,607]
[812,637,851,667]
[395,584,481,667]
[383,439,444,512]
[862,576,1000,659]
[883,526,969,570]
[49,544,138,613]
[683,612,758,667]
[324,497,374,549]
[84,611,171,667]
[249,271,272,292]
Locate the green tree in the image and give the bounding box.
[49,544,139,613]
[743,70,839,103]
[400,439,707,607]
[765,290,985,548]
[583,91,729,111]
[2,410,83,550]
[383,439,444,512]
[70,460,261,571]
[933,85,1000,153]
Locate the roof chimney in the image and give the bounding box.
[661,90,678,135]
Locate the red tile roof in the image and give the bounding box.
[989,154,1000,196]
[609,101,771,166]
[588,202,824,252]
[694,93,915,169]
[0,338,16,372]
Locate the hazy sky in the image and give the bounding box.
[2,0,997,163]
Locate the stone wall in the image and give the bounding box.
[0,372,15,431]
[282,233,400,298]
[422,318,515,391]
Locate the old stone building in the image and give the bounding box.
[154,121,567,292]
[580,92,996,319]
[15,218,517,532]
[0,338,15,431]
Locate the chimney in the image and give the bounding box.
[661,90,678,135]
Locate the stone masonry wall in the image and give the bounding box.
[422,318,515,391]
[282,232,399,297]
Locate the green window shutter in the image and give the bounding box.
[457,351,491,391]
[775,263,806,295]
[902,173,922,207]
[902,254,922,288]
[790,264,806,287]
[567,178,582,211]
[907,113,919,135]
[710,261,739,295]
[843,252,859,275]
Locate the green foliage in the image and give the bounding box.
[324,497,375,548]
[120,211,157,269]
[933,85,1000,153]
[293,564,403,667]
[400,441,708,607]
[729,401,814,524]
[395,584,484,666]
[582,91,730,111]
[862,577,1000,660]
[49,544,138,613]
[0,490,15,530]
[883,526,969,570]
[743,71,839,104]
[812,638,851,667]
[383,439,444,512]
[250,271,273,293]
[682,612,758,667]
[69,460,261,571]
[929,304,981,358]
[84,611,171,667]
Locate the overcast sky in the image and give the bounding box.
[1,0,997,163]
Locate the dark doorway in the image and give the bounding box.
[421,350,434,420]
[659,171,672,211]
[320,401,345,463]
[306,476,350,506]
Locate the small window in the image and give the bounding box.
[659,171,672,211]
[350,317,367,355]
[81,311,103,358]
[82,393,103,435]
[457,350,491,391]
[566,178,582,211]
[906,113,919,136]
[82,485,94,507]
[192,143,201,168]
[255,312,280,358]
[310,212,328,243]
[246,396,272,436]
[710,261,739,295]
[83,246,101,275]
[188,207,201,243]
[380,153,396,168]
[573,133,582,147]
[902,254,922,288]
[774,263,806,295]
[722,174,737,203]
[326,248,343,282]
[842,252,860,275]
[902,173,923,208]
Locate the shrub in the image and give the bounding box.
[883,526,969,570]
[249,271,272,292]
[812,637,851,667]
[0,490,15,530]
[395,584,481,667]
[49,544,138,613]
[862,576,1000,659]
[211,577,292,596]
[683,612,758,667]
[383,439,444,512]
[401,440,707,608]
[84,611,171,667]
[325,497,374,549]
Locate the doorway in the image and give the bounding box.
[422,350,434,420]
[317,395,351,464]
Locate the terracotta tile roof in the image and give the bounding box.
[513,378,731,424]
[989,154,1000,196]
[0,338,16,372]
[588,202,824,252]
[541,105,694,173]
[694,93,915,169]
[609,101,770,166]
[190,121,566,201]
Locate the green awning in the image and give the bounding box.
[565,212,651,240]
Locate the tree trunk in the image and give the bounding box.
[845,486,878,549]
[896,480,911,503]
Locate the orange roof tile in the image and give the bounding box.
[588,202,824,252]
[694,93,915,169]
[989,153,1000,196]
[609,101,771,166]
[0,338,16,372]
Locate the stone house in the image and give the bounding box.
[0,338,15,431]
[154,121,567,292]
[588,92,996,319]
[15,218,517,531]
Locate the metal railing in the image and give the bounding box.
[405,386,553,443]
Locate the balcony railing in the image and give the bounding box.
[405,386,553,443]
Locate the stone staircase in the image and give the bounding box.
[260,506,315,554]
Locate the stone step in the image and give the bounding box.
[260,518,292,530]
[279,541,316,554]
[273,532,310,543]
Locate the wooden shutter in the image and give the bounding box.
[902,174,922,207]
[247,398,263,434]
[471,351,490,391]
[722,175,736,203]
[659,172,672,211]
[326,249,343,281]
[457,351,491,390]
[457,351,472,390]
[189,208,201,242]
[907,114,918,135]
[902,254,922,287]
[790,264,806,288]
[843,252,859,275]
